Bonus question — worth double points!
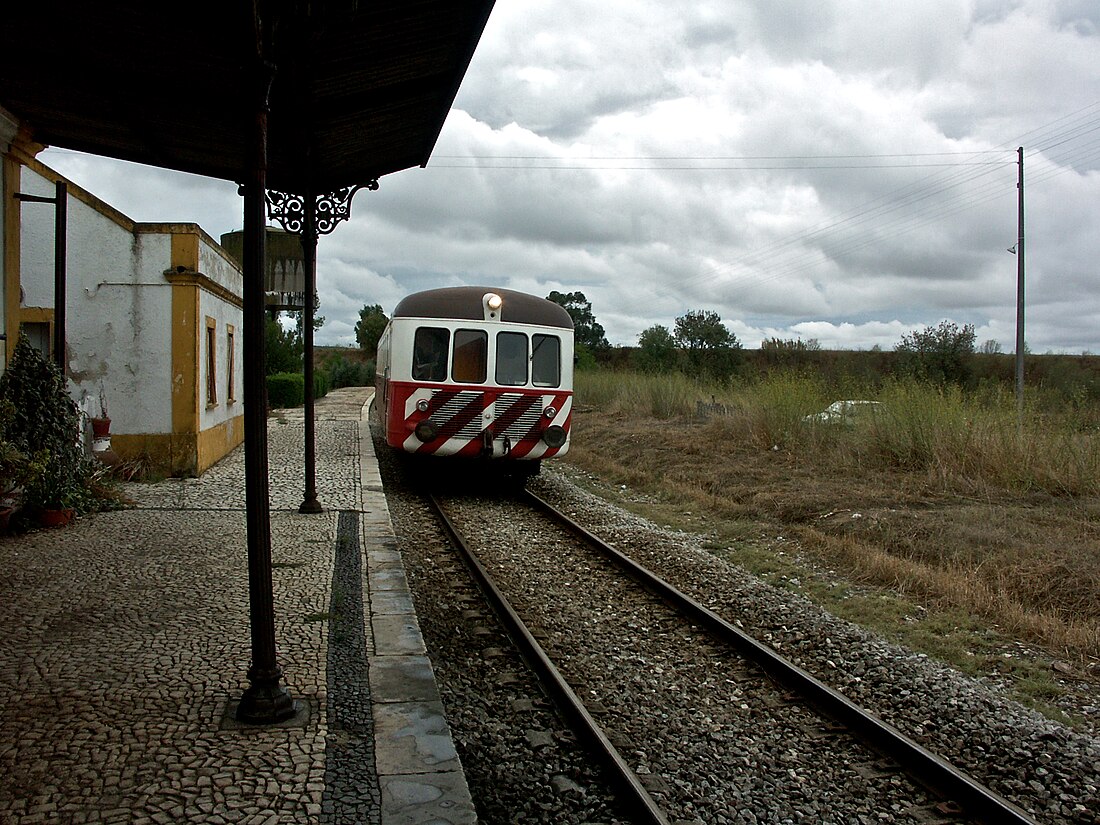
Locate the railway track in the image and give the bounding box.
[426,487,1039,825]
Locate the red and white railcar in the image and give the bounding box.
[375,287,574,474]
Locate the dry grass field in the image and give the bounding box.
[561,370,1100,724]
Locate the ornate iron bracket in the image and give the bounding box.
[265,179,378,237]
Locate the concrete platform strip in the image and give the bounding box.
[360,411,478,824]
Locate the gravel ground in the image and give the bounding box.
[444,493,942,824]
[382,438,1098,824]
[380,447,632,824]
[527,468,1100,825]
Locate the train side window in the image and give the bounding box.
[452,329,487,383]
[531,334,561,387]
[496,331,528,386]
[413,327,449,381]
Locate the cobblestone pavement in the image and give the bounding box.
[0,388,474,825]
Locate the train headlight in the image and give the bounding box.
[416,398,430,413]
[484,292,503,320]
[542,425,567,448]
[414,420,439,442]
[543,406,557,419]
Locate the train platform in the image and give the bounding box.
[0,387,476,824]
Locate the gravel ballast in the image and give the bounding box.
[383,444,1098,824]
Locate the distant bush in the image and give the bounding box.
[313,370,329,400]
[267,373,305,408]
[326,355,374,389]
[265,317,302,375]
[895,320,976,386]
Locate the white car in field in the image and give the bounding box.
[804,400,882,424]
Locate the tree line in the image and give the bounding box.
[349,294,988,384]
[339,293,1098,401]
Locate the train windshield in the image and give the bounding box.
[531,334,560,387]
[452,329,487,383]
[412,327,449,381]
[496,332,528,386]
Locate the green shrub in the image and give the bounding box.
[267,373,305,408]
[326,355,375,389]
[265,317,302,375]
[312,370,329,400]
[0,334,96,513]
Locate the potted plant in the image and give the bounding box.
[91,385,111,439]
[26,451,84,525]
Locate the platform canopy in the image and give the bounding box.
[1,0,495,193]
[2,0,498,726]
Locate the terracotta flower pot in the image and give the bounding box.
[91,417,112,439]
[39,507,75,528]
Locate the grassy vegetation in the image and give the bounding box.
[564,368,1100,719]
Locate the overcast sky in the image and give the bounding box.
[41,0,1100,353]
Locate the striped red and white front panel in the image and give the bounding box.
[387,384,572,459]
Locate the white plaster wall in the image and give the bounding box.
[19,166,174,435]
[199,237,244,299]
[197,239,244,433]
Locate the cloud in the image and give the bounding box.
[36,0,1100,355]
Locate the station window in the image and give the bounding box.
[452,329,487,384]
[531,334,561,387]
[205,317,218,407]
[412,327,449,381]
[226,325,236,403]
[19,322,52,360]
[496,332,528,386]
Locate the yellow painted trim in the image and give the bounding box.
[8,128,46,164]
[3,154,20,364]
[165,269,243,310]
[111,416,243,479]
[171,232,200,272]
[19,306,53,323]
[170,278,199,438]
[110,433,197,478]
[196,414,245,475]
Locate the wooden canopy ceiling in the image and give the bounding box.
[1,0,495,193]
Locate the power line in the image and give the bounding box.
[428,160,1010,171]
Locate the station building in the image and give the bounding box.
[1,112,245,476]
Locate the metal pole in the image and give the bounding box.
[299,190,321,514]
[12,186,66,371]
[53,181,67,374]
[236,56,298,725]
[1015,147,1025,426]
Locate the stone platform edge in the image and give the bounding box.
[358,400,478,825]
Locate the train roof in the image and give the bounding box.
[392,287,574,329]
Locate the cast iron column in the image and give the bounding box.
[299,190,321,514]
[236,57,298,725]
[267,181,378,516]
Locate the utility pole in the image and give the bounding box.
[1015,147,1025,426]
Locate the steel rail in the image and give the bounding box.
[522,489,1039,825]
[426,493,671,825]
